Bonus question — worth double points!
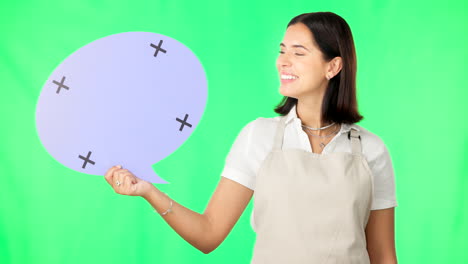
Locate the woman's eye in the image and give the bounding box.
[278,51,304,56]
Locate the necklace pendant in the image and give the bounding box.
[320,142,326,148]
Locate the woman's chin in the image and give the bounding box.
[279,85,299,97]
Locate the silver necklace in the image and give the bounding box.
[301,122,335,131]
[303,124,340,149]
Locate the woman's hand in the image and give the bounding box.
[104,165,154,197]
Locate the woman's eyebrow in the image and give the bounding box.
[279,43,310,51]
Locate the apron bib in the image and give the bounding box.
[251,116,374,264]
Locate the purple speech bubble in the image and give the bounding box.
[35,32,207,183]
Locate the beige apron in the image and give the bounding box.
[251,116,374,264]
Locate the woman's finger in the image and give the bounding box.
[104,165,122,185]
[112,169,128,190]
[122,174,134,195]
[113,170,135,194]
[113,169,128,184]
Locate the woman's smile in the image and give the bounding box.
[280,72,299,84]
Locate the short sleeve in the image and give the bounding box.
[221,120,258,190]
[368,141,398,210]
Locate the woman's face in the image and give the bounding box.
[276,23,329,99]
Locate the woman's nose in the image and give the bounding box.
[277,54,291,67]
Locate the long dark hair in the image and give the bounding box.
[274,12,363,124]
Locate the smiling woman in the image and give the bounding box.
[104,11,397,264]
[275,13,361,126]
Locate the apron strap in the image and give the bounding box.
[273,116,287,151]
[348,128,362,155]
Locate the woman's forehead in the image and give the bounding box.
[281,23,315,48]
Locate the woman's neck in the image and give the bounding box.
[296,98,337,136]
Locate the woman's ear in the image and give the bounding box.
[327,57,343,78]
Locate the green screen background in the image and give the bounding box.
[1,0,467,263]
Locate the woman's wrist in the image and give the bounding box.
[142,186,175,216]
[141,183,158,200]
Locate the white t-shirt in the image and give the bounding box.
[221,104,398,212]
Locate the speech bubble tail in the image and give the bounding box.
[136,167,169,184]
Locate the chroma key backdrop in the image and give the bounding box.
[1,0,467,263]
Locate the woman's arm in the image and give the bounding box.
[365,207,397,264]
[143,177,253,254]
[105,166,253,254]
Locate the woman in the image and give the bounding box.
[105,12,398,263]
